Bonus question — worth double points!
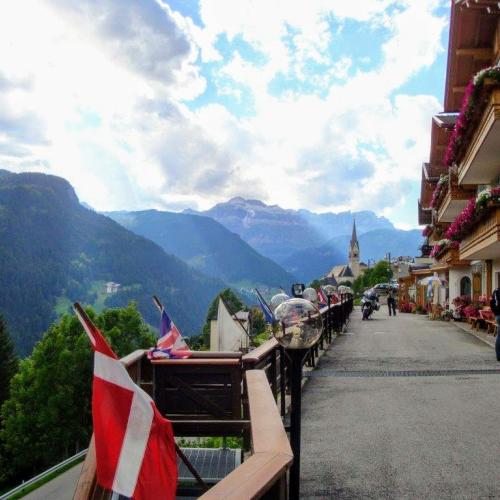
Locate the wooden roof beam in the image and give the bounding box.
[456,47,493,59]
[473,0,500,5]
[453,85,467,93]
[464,0,500,11]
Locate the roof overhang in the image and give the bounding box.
[433,112,459,130]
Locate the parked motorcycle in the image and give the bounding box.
[361,291,379,320]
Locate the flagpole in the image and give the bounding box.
[150,296,208,492]
[152,295,163,312]
[254,288,272,312]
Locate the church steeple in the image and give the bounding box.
[350,219,358,249]
[349,218,360,277]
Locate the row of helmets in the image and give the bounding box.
[268,286,343,350]
[269,285,340,312]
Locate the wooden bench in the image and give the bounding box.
[486,321,498,336]
[480,308,498,336]
[476,307,497,336]
[468,313,481,330]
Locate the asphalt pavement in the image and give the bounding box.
[22,463,83,500]
[300,308,500,499]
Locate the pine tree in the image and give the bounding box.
[0,303,154,483]
[0,314,17,408]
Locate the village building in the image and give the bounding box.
[325,221,367,285]
[210,302,250,352]
[412,1,500,313]
[105,282,121,294]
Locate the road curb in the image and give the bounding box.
[452,320,495,349]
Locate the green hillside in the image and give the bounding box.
[0,172,225,355]
[106,210,296,288]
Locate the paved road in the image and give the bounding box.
[23,462,82,500]
[300,309,500,499]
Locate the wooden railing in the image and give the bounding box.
[199,370,293,500]
[458,86,500,185]
[460,206,500,260]
[73,295,354,499]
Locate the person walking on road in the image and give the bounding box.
[387,287,397,317]
[490,287,500,361]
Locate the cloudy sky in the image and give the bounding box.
[0,0,449,228]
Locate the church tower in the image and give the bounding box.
[349,219,360,278]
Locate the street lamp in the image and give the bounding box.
[273,298,323,499]
[270,292,290,312]
[302,287,318,303]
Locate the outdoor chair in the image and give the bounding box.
[468,312,481,330]
[480,308,497,336]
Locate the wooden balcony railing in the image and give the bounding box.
[74,296,354,499]
[458,86,500,186]
[199,370,293,500]
[418,199,432,225]
[460,207,500,260]
[435,245,468,267]
[436,183,475,223]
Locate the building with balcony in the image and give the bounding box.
[416,1,500,307]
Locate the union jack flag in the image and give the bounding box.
[148,306,192,359]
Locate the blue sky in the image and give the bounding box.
[0,0,450,228]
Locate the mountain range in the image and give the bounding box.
[185,198,422,281]
[105,210,296,289]
[184,197,396,263]
[0,171,225,355]
[0,170,422,355]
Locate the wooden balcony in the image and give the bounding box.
[435,245,469,267]
[418,200,432,225]
[74,298,354,499]
[460,207,500,260]
[436,183,474,223]
[458,87,500,185]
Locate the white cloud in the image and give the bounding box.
[0,0,447,228]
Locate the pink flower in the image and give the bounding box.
[444,67,500,168]
[445,197,476,242]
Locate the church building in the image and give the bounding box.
[326,220,367,285]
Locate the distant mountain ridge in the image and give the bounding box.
[0,171,225,355]
[185,197,395,263]
[105,209,296,289]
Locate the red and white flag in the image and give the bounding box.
[148,300,191,360]
[317,287,328,306]
[74,303,177,499]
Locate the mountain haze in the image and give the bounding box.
[0,171,225,355]
[185,197,406,266]
[105,210,296,288]
[283,228,423,282]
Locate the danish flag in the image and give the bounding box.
[74,303,177,499]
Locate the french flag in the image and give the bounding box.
[148,306,192,360]
[74,303,177,499]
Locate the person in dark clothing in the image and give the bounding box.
[490,287,500,361]
[387,287,397,316]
